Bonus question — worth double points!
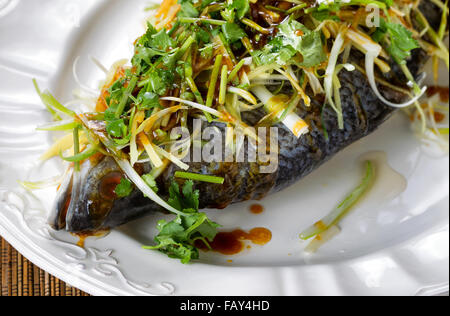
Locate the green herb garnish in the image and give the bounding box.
[221,22,246,43]
[143,181,220,264]
[142,173,159,193]
[254,19,326,67]
[372,18,419,65]
[115,178,134,198]
[228,0,250,20]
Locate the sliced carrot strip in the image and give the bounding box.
[156,0,175,18]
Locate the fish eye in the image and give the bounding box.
[99,172,123,200]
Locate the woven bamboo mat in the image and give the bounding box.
[0,236,89,296]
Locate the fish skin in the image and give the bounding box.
[51,0,441,233]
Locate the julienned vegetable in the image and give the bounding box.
[30,0,448,263]
[299,161,375,241]
[175,171,225,184]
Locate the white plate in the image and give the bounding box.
[0,0,448,296]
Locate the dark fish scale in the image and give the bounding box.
[50,0,442,233]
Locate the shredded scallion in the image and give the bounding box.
[175,171,225,184]
[300,161,375,240]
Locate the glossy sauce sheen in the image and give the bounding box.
[197,228,272,255]
[427,86,449,102]
[74,230,109,248]
[359,151,407,204]
[250,204,264,214]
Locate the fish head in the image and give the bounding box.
[48,155,125,232]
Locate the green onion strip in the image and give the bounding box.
[175,171,225,184]
[299,161,375,240]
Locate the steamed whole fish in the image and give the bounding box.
[47,0,445,233]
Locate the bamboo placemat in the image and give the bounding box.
[0,236,89,296]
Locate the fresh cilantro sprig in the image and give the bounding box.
[228,0,250,20]
[372,18,419,64]
[114,173,159,199]
[222,22,246,43]
[143,180,220,264]
[115,178,134,198]
[253,20,326,67]
[178,0,199,18]
[143,173,159,193]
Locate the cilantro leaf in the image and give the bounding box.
[167,181,199,212]
[132,24,176,70]
[254,20,326,67]
[229,0,250,20]
[142,173,159,193]
[178,1,199,18]
[104,107,117,122]
[115,178,133,198]
[106,119,127,138]
[373,19,419,64]
[133,47,164,66]
[199,43,214,59]
[150,29,176,51]
[144,180,220,264]
[148,234,199,264]
[145,69,174,95]
[196,27,211,44]
[278,20,307,51]
[311,10,340,22]
[147,212,220,264]
[106,78,126,107]
[136,91,161,110]
[221,8,236,23]
[253,38,297,66]
[385,23,419,64]
[278,20,326,67]
[181,180,200,211]
[296,31,327,67]
[222,22,246,43]
[137,22,158,47]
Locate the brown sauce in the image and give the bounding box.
[74,230,109,248]
[277,1,294,11]
[434,111,445,123]
[76,234,88,248]
[250,204,264,214]
[99,172,123,200]
[89,152,105,165]
[197,228,272,255]
[295,29,304,37]
[427,86,449,102]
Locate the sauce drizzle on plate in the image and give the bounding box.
[197,228,272,255]
[249,204,264,214]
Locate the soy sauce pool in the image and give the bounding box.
[250,204,264,214]
[196,228,272,255]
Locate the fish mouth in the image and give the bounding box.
[48,168,74,230]
[48,154,159,233]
